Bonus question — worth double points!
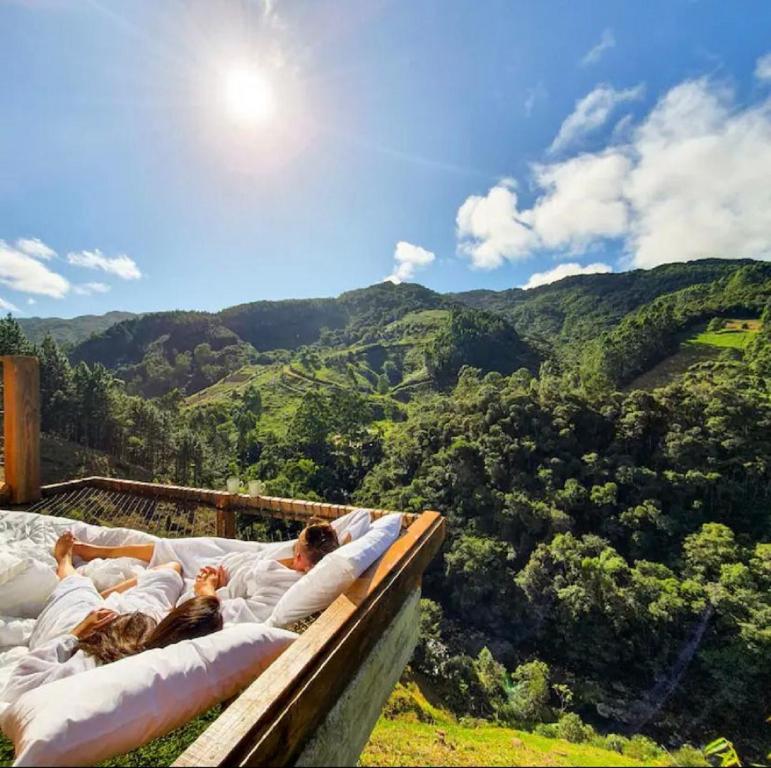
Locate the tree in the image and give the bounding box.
[707,317,724,332]
[38,335,75,437]
[0,314,33,355]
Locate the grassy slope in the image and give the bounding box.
[687,319,760,349]
[626,318,761,391]
[362,720,659,768]
[183,309,446,434]
[360,681,671,768]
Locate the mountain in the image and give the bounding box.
[65,259,767,399]
[70,311,255,397]
[9,257,770,761]
[69,282,457,397]
[451,259,757,348]
[18,310,138,347]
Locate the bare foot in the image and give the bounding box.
[53,531,75,563]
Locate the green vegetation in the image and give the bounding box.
[361,679,705,767]
[362,718,661,767]
[688,320,759,350]
[1,258,770,765]
[18,311,138,347]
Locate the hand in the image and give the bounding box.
[71,608,117,639]
[195,565,228,596]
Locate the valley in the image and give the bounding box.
[3,257,770,764]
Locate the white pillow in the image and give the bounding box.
[267,513,403,629]
[0,561,58,620]
[3,623,297,767]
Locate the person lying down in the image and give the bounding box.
[0,533,223,706]
[63,520,347,625]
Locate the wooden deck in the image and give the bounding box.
[0,356,446,767]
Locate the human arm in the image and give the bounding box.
[70,608,118,640]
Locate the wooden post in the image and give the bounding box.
[216,496,237,539]
[3,356,41,504]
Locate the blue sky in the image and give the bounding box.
[2,0,771,318]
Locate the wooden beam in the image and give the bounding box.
[39,475,417,525]
[174,510,445,767]
[2,356,41,504]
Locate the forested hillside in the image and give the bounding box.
[19,310,137,347]
[3,257,769,762]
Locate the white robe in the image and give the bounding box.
[150,509,371,625]
[28,570,184,650]
[3,570,185,706]
[178,557,303,625]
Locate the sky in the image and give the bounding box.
[1,0,771,318]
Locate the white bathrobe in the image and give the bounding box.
[3,570,185,706]
[28,570,184,650]
[150,509,371,625]
[178,556,303,626]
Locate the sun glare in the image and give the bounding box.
[223,66,276,125]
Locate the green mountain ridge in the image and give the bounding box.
[18,310,138,347]
[64,260,767,399]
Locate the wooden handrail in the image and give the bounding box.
[41,476,418,526]
[174,509,445,767]
[2,356,40,504]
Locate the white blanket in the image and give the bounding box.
[0,507,371,715]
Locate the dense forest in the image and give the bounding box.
[2,258,769,761]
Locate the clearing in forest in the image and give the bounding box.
[687,319,761,350]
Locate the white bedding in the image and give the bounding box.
[0,506,378,730]
[0,509,372,691]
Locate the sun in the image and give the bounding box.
[223,66,276,125]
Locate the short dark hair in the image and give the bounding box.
[298,522,340,566]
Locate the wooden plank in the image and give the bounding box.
[3,356,41,504]
[41,478,91,496]
[38,476,418,527]
[174,510,445,768]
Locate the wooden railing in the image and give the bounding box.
[41,476,417,536]
[175,508,445,767]
[0,356,40,504]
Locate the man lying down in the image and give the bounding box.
[0,516,352,707]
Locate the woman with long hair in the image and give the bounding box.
[1,534,223,706]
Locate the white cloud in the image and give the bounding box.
[755,52,771,82]
[27,298,36,306]
[623,78,771,266]
[522,262,612,290]
[16,237,56,260]
[0,240,70,297]
[549,83,644,154]
[456,75,771,271]
[456,182,537,269]
[530,152,631,251]
[67,249,141,280]
[73,282,111,296]
[581,28,616,66]
[0,297,21,313]
[385,241,436,284]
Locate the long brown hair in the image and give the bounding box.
[77,597,222,665]
[145,596,223,650]
[77,612,157,664]
[298,522,340,567]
